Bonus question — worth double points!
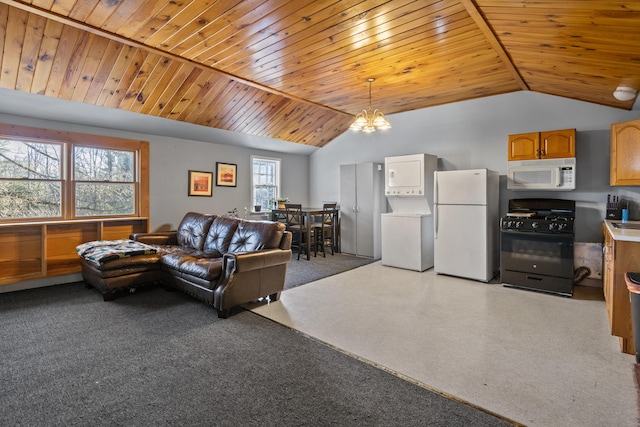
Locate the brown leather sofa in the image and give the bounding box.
[81,212,292,318]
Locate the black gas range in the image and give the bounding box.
[500,199,575,297]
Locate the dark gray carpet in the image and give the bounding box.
[285,252,375,290]
[0,283,515,426]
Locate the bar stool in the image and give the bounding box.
[311,203,337,257]
[284,203,313,260]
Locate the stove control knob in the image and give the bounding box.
[508,220,515,228]
[531,222,539,229]
[557,223,566,230]
[548,223,556,231]
[515,221,524,228]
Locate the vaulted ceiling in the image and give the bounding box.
[1,0,639,148]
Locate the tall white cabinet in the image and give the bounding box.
[340,162,386,258]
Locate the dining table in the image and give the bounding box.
[270,207,324,260]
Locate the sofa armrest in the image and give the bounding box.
[130,232,178,246]
[213,248,291,316]
[223,248,292,273]
[217,248,291,293]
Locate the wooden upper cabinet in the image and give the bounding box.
[540,129,575,159]
[508,129,575,160]
[611,118,640,186]
[508,132,539,160]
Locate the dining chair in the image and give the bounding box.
[284,203,313,260]
[310,201,338,228]
[311,203,337,257]
[319,201,340,253]
[272,208,287,223]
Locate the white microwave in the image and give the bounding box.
[507,158,576,191]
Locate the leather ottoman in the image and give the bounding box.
[77,240,163,301]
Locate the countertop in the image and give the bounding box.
[603,219,640,242]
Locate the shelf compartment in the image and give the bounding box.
[102,219,148,240]
[46,223,99,276]
[0,225,43,284]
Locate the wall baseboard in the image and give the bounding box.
[0,273,82,293]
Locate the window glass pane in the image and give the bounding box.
[0,139,61,179]
[74,146,134,181]
[75,183,135,216]
[0,180,61,218]
[254,186,277,211]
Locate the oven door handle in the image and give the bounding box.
[500,229,573,238]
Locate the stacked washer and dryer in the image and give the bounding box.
[381,153,438,272]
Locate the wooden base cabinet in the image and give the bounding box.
[0,218,148,286]
[603,224,638,354]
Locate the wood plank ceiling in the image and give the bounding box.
[0,1,639,148]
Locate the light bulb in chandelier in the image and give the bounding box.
[350,79,391,132]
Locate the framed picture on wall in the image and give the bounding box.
[216,162,237,187]
[188,170,213,197]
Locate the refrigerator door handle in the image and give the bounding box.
[434,205,438,239]
[434,172,438,204]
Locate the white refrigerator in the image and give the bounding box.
[433,169,499,282]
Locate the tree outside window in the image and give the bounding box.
[74,146,135,216]
[0,139,62,218]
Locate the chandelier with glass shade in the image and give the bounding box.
[349,78,391,133]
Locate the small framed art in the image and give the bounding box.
[216,162,237,187]
[188,170,213,197]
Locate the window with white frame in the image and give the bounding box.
[252,156,280,211]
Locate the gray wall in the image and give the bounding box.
[145,135,309,231]
[310,91,640,243]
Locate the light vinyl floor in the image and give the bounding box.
[250,261,638,427]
